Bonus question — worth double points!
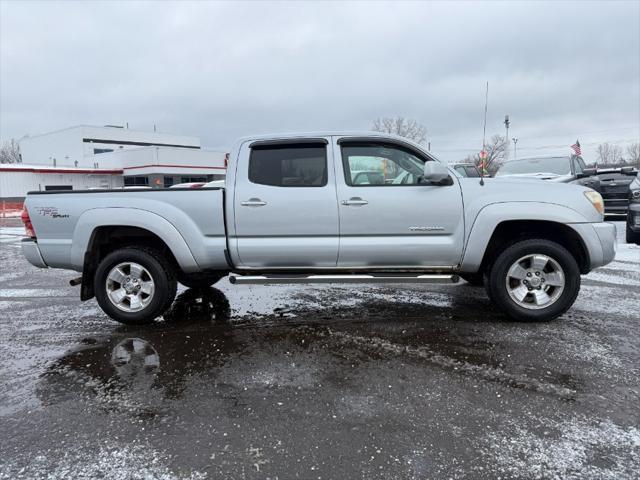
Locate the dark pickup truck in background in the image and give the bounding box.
[495,157,638,215]
[595,168,638,215]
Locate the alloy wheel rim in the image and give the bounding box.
[505,254,565,310]
[106,262,155,312]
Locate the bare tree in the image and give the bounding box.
[596,142,623,166]
[463,134,508,174]
[0,139,21,164]
[371,117,427,145]
[626,142,640,167]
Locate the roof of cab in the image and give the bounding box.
[232,131,441,161]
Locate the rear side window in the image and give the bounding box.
[249,144,327,187]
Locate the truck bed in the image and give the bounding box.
[24,187,228,272]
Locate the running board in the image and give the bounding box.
[229,274,460,285]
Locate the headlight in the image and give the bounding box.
[630,190,640,203]
[584,191,604,214]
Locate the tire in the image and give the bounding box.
[177,272,224,289]
[484,239,580,322]
[626,225,640,245]
[94,247,177,325]
[459,272,484,286]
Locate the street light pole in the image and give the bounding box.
[504,115,510,142]
[512,137,518,159]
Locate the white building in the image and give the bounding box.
[0,125,227,208]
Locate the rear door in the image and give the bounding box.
[334,138,464,268]
[232,139,339,268]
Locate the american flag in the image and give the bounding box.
[571,139,581,156]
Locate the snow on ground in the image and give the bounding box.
[478,417,640,480]
[0,442,206,480]
[0,227,25,243]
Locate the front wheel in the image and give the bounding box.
[94,247,177,324]
[485,239,580,322]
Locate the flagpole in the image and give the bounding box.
[482,81,488,152]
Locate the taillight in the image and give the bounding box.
[224,153,229,168]
[189,183,205,188]
[21,207,36,238]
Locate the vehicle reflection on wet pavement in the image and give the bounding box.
[1,222,639,479]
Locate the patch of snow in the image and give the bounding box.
[323,330,576,399]
[0,288,72,298]
[480,418,640,480]
[575,284,638,317]
[584,270,640,286]
[614,242,640,263]
[0,442,206,480]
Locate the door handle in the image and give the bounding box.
[241,198,267,207]
[341,197,368,206]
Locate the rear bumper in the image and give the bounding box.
[21,238,48,268]
[569,222,617,271]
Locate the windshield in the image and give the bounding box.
[497,157,570,176]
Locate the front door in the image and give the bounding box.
[233,140,339,268]
[335,139,464,268]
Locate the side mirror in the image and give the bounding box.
[422,162,452,185]
[621,166,637,175]
[577,167,597,179]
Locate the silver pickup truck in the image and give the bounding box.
[20,132,616,324]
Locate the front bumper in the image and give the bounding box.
[21,238,48,268]
[569,222,617,271]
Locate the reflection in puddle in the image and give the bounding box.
[38,288,237,410]
[111,338,160,382]
[36,286,582,412]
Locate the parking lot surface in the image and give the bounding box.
[1,219,639,479]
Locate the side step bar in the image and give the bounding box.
[229,274,460,285]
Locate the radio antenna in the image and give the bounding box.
[480,81,489,186]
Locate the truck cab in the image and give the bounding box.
[226,135,464,269]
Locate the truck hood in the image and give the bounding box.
[457,176,603,223]
[495,172,572,182]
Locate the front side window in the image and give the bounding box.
[341,143,426,186]
[249,144,327,187]
[573,157,586,175]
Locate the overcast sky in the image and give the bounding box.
[1,0,639,162]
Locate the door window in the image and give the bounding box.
[573,157,586,175]
[249,144,327,187]
[341,143,426,186]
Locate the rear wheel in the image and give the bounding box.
[485,239,580,322]
[94,247,177,324]
[626,224,640,245]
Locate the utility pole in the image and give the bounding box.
[512,137,518,159]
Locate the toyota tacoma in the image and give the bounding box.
[20,132,616,324]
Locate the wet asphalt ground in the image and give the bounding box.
[0,219,639,479]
